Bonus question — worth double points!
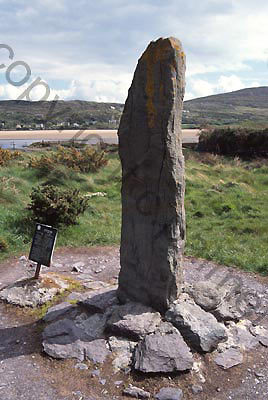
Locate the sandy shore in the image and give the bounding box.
[0,129,200,141]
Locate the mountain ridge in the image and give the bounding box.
[0,86,268,129]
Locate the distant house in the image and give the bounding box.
[35,123,44,129]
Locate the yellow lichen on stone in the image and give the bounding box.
[142,38,179,129]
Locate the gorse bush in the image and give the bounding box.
[27,184,89,227]
[198,127,268,158]
[28,146,108,175]
[0,149,21,167]
[0,236,8,252]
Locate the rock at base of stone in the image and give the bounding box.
[42,302,78,323]
[117,37,186,314]
[123,385,150,399]
[155,387,183,400]
[185,280,257,322]
[134,332,193,373]
[165,295,227,352]
[214,348,243,369]
[79,289,118,314]
[84,339,110,363]
[106,302,161,340]
[108,336,136,372]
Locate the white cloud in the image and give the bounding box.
[188,79,215,98]
[216,75,246,93]
[1,0,268,102]
[188,74,253,99]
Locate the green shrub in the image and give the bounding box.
[0,237,8,252]
[28,146,108,175]
[198,127,268,158]
[27,184,89,227]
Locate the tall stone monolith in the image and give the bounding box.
[117,37,186,313]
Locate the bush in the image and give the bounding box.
[27,184,89,227]
[0,149,21,167]
[0,237,8,252]
[198,127,268,158]
[28,146,108,175]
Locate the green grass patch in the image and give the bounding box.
[1,147,268,275]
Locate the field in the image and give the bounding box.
[1,146,268,275]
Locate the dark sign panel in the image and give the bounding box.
[29,224,57,267]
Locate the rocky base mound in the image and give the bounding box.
[40,279,268,379]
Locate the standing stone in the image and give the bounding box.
[117,37,186,313]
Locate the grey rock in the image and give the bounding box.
[0,274,69,307]
[117,37,186,313]
[84,339,110,363]
[42,311,108,361]
[74,312,107,340]
[228,325,259,351]
[166,296,227,352]
[42,318,88,361]
[155,387,183,400]
[250,325,268,347]
[123,385,150,399]
[185,281,225,311]
[106,302,161,340]
[66,291,89,302]
[42,302,77,323]
[155,321,180,335]
[79,289,118,314]
[19,255,27,262]
[91,369,100,377]
[43,339,86,361]
[191,384,203,394]
[114,381,123,386]
[185,280,257,322]
[99,379,106,385]
[214,348,243,369]
[108,336,136,372]
[75,363,88,370]
[134,332,193,373]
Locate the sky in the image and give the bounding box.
[0,0,268,103]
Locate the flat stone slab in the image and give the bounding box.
[43,302,78,323]
[134,332,193,373]
[79,288,118,314]
[214,348,243,369]
[155,387,183,400]
[166,295,227,352]
[106,302,162,340]
[0,273,70,307]
[42,311,108,361]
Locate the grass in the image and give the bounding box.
[1,147,268,275]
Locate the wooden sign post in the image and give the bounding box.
[29,224,58,279]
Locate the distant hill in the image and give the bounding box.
[0,100,124,130]
[183,86,268,127]
[1,86,268,130]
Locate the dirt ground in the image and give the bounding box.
[0,246,268,400]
